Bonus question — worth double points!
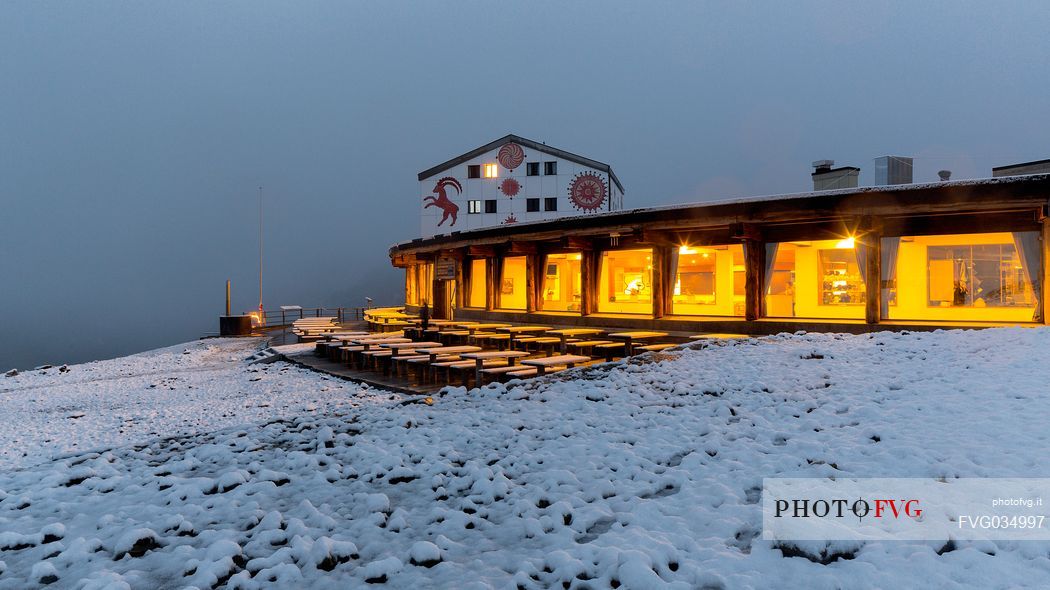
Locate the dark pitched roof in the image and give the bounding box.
[993,157,1050,172]
[417,134,625,193]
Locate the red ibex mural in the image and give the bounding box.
[423,176,461,227]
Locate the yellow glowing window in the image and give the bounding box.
[598,249,653,314]
[499,256,527,310]
[672,244,744,317]
[483,163,498,178]
[543,253,583,312]
[468,259,487,308]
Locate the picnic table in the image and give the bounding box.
[459,351,530,384]
[519,354,591,376]
[459,323,512,335]
[413,345,482,364]
[379,341,442,350]
[689,333,751,340]
[496,325,552,347]
[546,328,606,353]
[606,331,669,355]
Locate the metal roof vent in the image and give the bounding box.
[938,170,952,181]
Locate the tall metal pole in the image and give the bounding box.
[258,186,263,314]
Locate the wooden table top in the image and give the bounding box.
[497,326,552,333]
[520,355,591,366]
[380,341,442,349]
[465,323,513,330]
[352,337,411,345]
[459,351,531,359]
[546,328,605,336]
[607,331,669,339]
[689,333,751,339]
[415,346,482,355]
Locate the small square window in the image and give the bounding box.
[483,163,498,178]
[467,165,480,179]
[526,162,539,176]
[544,197,558,212]
[544,161,557,175]
[484,199,497,214]
[467,200,482,214]
[526,198,540,212]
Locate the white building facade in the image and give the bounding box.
[418,134,624,239]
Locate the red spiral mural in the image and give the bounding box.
[497,143,525,170]
[567,172,608,212]
[500,178,521,197]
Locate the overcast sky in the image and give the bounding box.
[3,1,1049,369]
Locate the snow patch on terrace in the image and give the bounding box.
[1,329,1050,587]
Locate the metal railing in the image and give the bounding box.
[246,307,376,328]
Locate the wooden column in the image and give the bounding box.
[580,250,599,316]
[486,257,500,311]
[525,253,539,313]
[743,240,763,321]
[652,245,673,319]
[454,258,466,310]
[864,232,882,324]
[1042,216,1050,325]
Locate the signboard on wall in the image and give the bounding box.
[435,258,457,281]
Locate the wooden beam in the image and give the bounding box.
[468,245,497,258]
[729,222,762,241]
[508,241,538,255]
[744,240,763,321]
[561,236,594,250]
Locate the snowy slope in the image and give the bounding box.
[0,338,386,470]
[2,329,1050,588]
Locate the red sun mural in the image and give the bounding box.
[503,214,518,224]
[499,178,521,197]
[567,172,608,212]
[497,143,525,170]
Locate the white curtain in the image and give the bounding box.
[762,243,779,315]
[880,237,900,319]
[853,241,869,308]
[667,247,680,302]
[1012,231,1042,322]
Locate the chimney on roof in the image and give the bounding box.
[938,170,952,182]
[812,160,860,191]
[873,156,913,185]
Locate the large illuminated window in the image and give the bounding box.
[764,239,866,319]
[499,256,527,310]
[405,263,434,306]
[483,163,498,178]
[883,232,1039,322]
[673,244,745,316]
[598,249,653,314]
[543,253,582,312]
[467,258,487,308]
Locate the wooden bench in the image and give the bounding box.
[519,354,591,376]
[594,342,626,362]
[566,340,616,357]
[636,343,679,352]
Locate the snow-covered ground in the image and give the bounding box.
[2,329,1050,588]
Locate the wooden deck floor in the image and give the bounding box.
[281,351,444,396]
